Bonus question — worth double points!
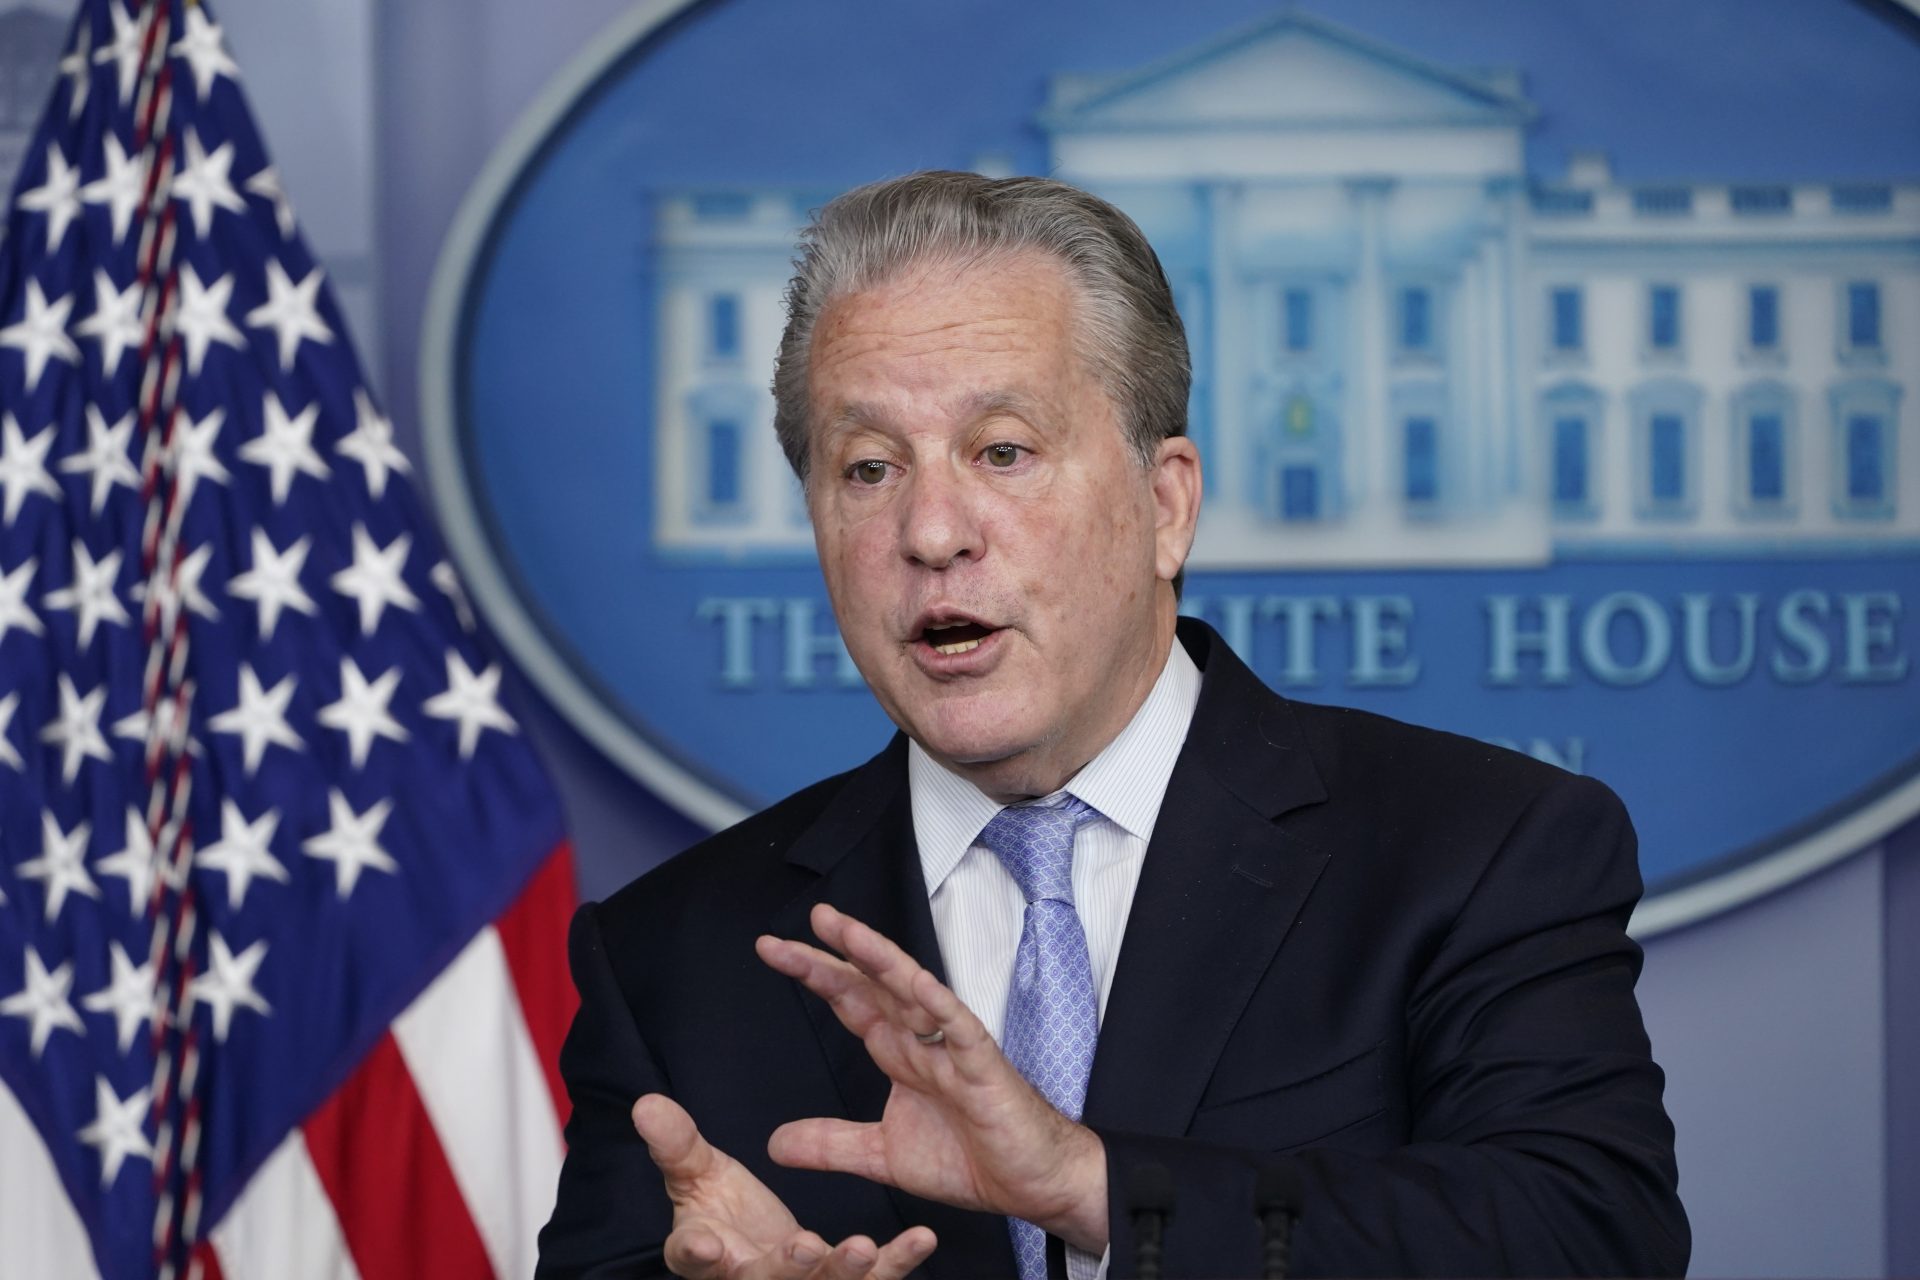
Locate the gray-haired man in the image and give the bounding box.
[538,171,1686,1280]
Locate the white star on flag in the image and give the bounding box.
[16,145,83,250]
[58,21,90,120]
[0,691,23,771]
[172,131,246,239]
[94,808,161,916]
[59,405,141,515]
[1,948,84,1058]
[166,405,234,510]
[0,415,62,525]
[76,1076,155,1187]
[194,798,289,911]
[81,943,159,1056]
[208,664,303,776]
[130,542,220,631]
[93,0,143,104]
[317,657,408,769]
[338,389,411,499]
[73,270,145,377]
[170,7,240,101]
[44,538,131,650]
[16,811,99,923]
[244,261,333,370]
[0,558,43,645]
[39,673,112,783]
[245,165,297,238]
[174,266,246,376]
[186,933,271,1043]
[330,524,420,636]
[238,392,329,503]
[228,528,316,640]
[302,789,399,901]
[80,135,145,245]
[0,280,80,392]
[424,651,518,760]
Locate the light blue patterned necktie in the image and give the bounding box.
[977,794,1103,1280]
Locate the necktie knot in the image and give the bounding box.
[977,795,1098,905]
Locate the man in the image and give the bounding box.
[537,172,1687,1279]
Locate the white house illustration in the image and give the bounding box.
[650,9,1919,567]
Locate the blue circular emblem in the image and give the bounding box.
[421,0,1920,933]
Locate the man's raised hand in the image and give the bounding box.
[755,903,1111,1254]
[631,1093,937,1280]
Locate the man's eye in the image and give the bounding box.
[850,460,890,485]
[984,444,1021,468]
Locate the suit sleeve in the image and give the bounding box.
[536,902,674,1279]
[1098,773,1689,1278]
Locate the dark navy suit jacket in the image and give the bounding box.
[537,620,1688,1278]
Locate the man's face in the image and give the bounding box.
[805,251,1199,800]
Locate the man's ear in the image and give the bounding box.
[1149,435,1202,586]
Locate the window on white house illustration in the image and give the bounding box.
[1649,414,1686,504]
[704,416,743,510]
[1549,286,1583,355]
[1283,287,1313,355]
[1403,415,1438,504]
[1748,285,1781,354]
[1748,412,1786,505]
[1648,284,1682,354]
[1282,465,1319,520]
[1630,380,1702,517]
[1845,282,1882,354]
[1541,383,1602,518]
[1553,415,1590,509]
[1846,415,1886,505]
[708,294,741,361]
[1398,287,1433,355]
[1829,379,1900,519]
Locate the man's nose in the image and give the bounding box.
[898,463,982,570]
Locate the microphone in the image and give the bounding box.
[1254,1164,1301,1280]
[1126,1162,1175,1280]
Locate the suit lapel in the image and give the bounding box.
[1085,622,1334,1139]
[768,737,1014,1278]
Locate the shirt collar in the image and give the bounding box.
[910,637,1203,896]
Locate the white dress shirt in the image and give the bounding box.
[908,638,1203,1279]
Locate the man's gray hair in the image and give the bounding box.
[772,170,1191,481]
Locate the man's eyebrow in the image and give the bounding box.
[957,389,1044,424]
[820,391,1045,438]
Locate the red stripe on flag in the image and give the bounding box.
[189,1238,225,1280]
[303,1034,494,1280]
[496,843,580,1126]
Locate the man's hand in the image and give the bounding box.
[755,903,1111,1254]
[632,1093,938,1280]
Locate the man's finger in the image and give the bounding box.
[633,1093,724,1191]
[767,1116,889,1184]
[807,1236,881,1280]
[661,1222,729,1280]
[814,905,995,1060]
[869,1226,939,1280]
[756,935,897,1036]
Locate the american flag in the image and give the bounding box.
[0,2,577,1277]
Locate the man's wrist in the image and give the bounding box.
[1038,1124,1110,1254]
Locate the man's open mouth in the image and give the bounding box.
[917,618,998,656]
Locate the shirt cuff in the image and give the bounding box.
[1066,1242,1110,1280]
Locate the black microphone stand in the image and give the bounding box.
[1254,1164,1301,1280]
[1126,1162,1175,1280]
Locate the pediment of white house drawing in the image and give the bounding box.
[1040,11,1533,134]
